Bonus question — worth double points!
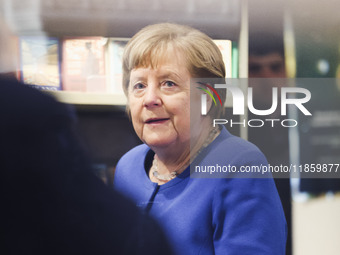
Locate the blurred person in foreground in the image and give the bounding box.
[0,75,172,255]
[248,33,292,255]
[0,20,171,255]
[114,23,287,255]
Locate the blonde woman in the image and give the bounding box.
[114,23,287,255]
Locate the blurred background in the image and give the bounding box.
[1,0,339,254]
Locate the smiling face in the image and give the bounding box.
[128,48,203,156]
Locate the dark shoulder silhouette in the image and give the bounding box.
[1,76,172,255]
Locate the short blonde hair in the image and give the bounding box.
[122,23,226,118]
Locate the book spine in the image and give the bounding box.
[62,37,107,92]
[19,37,62,90]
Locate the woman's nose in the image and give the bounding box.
[143,85,162,108]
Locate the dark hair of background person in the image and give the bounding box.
[249,33,285,57]
[0,75,172,255]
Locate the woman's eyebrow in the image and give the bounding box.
[157,72,182,81]
[130,76,146,82]
[129,71,148,83]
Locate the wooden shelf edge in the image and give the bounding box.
[45,91,127,106]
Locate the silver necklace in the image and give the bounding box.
[152,158,178,181]
[151,127,220,182]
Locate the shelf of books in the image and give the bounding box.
[17,36,237,107]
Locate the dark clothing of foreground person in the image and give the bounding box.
[1,76,172,255]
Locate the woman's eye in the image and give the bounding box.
[163,81,176,88]
[133,83,145,90]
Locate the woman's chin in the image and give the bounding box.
[144,136,188,151]
[144,139,175,149]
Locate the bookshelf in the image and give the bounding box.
[17,36,239,108]
[44,91,127,106]
[3,0,246,108]
[17,36,128,107]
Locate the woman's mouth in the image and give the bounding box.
[145,118,170,125]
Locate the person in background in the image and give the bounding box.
[248,33,292,255]
[114,23,287,255]
[0,19,171,255]
[248,34,286,79]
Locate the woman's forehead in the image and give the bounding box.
[133,43,187,69]
[137,51,189,72]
